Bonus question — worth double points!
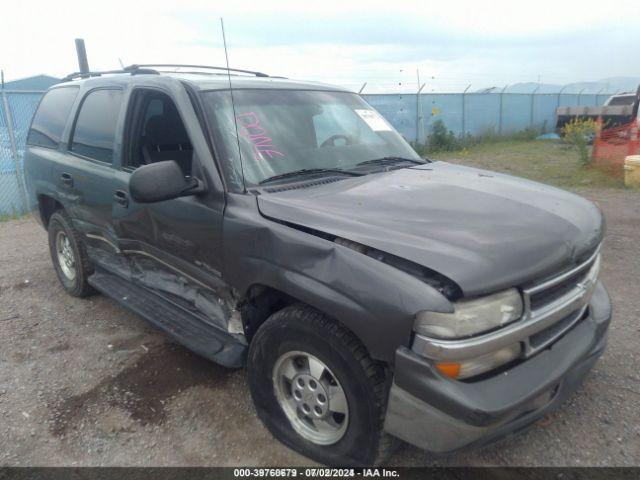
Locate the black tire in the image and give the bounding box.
[247,304,394,466]
[47,210,94,297]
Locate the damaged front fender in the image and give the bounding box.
[222,194,453,363]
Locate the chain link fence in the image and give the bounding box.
[0,89,44,217]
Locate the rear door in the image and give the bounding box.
[62,88,124,240]
[24,86,80,218]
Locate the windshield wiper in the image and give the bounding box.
[259,168,364,185]
[356,156,427,167]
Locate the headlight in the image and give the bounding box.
[414,288,523,339]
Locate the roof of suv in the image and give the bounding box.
[56,71,352,93]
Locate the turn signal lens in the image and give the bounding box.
[435,363,461,378]
[435,343,521,380]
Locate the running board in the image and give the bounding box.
[88,270,246,368]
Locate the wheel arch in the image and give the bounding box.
[240,280,392,367]
[37,194,64,228]
[241,284,298,343]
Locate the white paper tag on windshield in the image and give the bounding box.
[355,109,393,131]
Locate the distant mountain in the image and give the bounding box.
[595,77,640,94]
[503,82,563,93]
[502,77,640,95]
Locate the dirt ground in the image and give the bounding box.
[0,187,639,467]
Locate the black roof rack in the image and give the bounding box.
[127,64,269,77]
[60,63,269,83]
[60,65,159,82]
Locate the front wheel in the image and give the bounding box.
[247,305,394,466]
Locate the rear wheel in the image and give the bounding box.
[247,305,394,466]
[48,211,94,297]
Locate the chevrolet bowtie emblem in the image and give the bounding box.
[576,279,591,294]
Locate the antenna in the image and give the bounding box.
[220,17,247,193]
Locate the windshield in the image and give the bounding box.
[201,89,421,189]
[606,95,635,106]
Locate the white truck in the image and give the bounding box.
[556,89,639,131]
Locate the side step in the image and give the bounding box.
[88,270,246,368]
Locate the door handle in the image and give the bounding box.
[61,172,73,188]
[114,190,129,208]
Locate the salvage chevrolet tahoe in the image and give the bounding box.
[24,64,611,466]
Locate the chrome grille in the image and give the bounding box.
[528,268,591,310]
[521,247,600,357]
[528,308,586,350]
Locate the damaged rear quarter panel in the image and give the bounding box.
[222,194,453,363]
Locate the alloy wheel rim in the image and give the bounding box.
[272,350,349,445]
[55,231,76,281]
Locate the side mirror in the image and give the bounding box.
[129,160,204,203]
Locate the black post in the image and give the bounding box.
[75,39,90,77]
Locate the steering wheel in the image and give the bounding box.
[320,134,353,148]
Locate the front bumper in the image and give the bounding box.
[383,280,611,453]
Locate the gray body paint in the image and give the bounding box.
[256,162,604,298]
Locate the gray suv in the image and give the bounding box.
[24,64,611,466]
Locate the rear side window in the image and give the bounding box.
[71,89,123,163]
[27,87,79,148]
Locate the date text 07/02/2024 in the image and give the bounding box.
[233,468,400,478]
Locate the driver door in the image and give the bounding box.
[109,85,230,321]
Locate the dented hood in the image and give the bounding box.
[257,162,604,297]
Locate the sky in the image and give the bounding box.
[2,0,640,93]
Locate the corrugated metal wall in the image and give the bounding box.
[363,92,613,143]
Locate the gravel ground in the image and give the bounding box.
[0,187,639,467]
